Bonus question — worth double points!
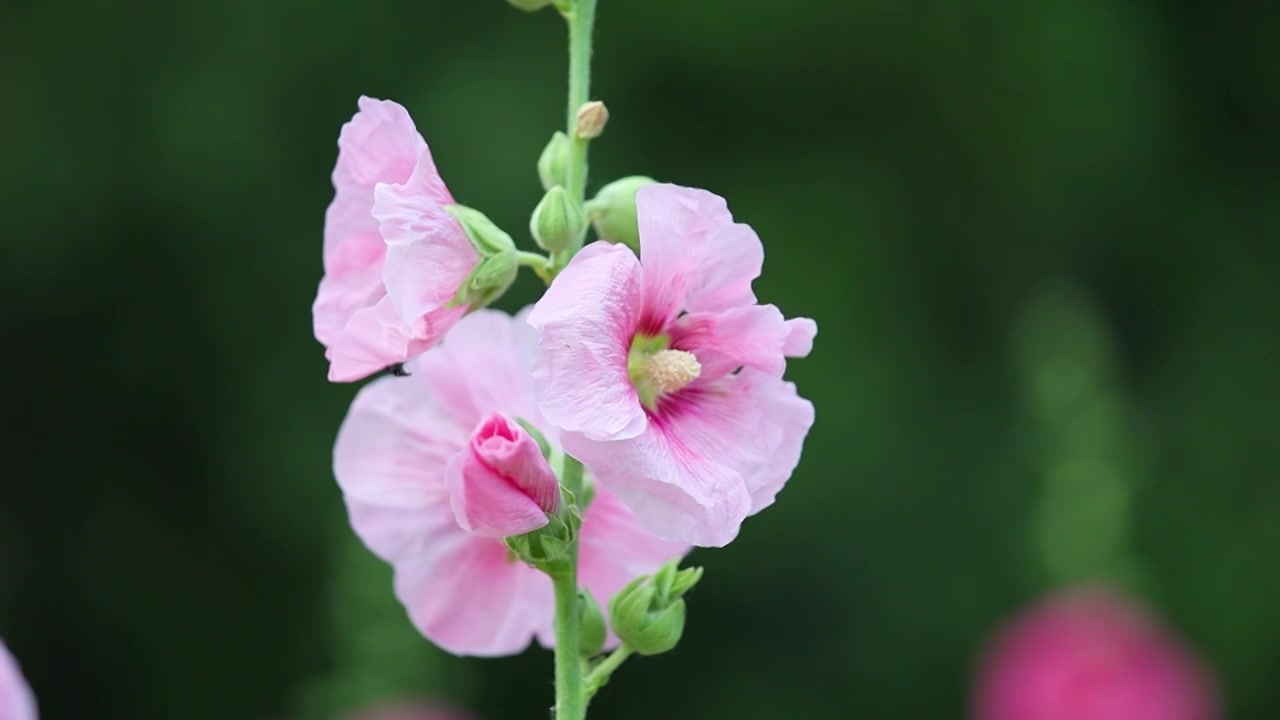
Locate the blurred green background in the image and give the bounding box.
[1,0,1276,717]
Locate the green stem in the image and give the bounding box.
[563,0,597,207]
[552,568,585,720]
[584,645,634,697]
[549,1,599,716]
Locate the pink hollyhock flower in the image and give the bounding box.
[313,96,479,382]
[972,587,1219,720]
[340,702,474,720]
[0,639,37,720]
[527,183,816,547]
[333,309,689,656]
[448,412,560,537]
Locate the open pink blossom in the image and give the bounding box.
[448,412,560,537]
[528,183,816,547]
[972,587,1219,720]
[0,639,37,720]
[334,309,689,656]
[313,96,479,382]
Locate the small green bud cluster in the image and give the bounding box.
[445,205,519,308]
[608,560,703,656]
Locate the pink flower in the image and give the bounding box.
[333,309,689,656]
[972,587,1219,720]
[448,412,560,537]
[340,701,474,720]
[0,639,37,720]
[313,96,479,382]
[527,184,816,547]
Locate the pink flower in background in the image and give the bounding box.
[528,183,815,547]
[0,639,37,720]
[334,309,688,656]
[340,701,474,720]
[972,587,1219,720]
[313,96,479,382]
[449,412,560,537]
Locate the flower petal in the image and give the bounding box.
[0,640,36,720]
[391,527,552,657]
[563,389,758,547]
[528,242,647,441]
[669,304,790,380]
[333,367,468,511]
[375,149,477,327]
[732,369,815,514]
[415,309,545,433]
[636,184,762,322]
[321,295,430,383]
[325,97,425,266]
[783,317,818,357]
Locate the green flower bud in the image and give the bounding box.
[578,589,607,657]
[506,0,551,11]
[608,560,703,656]
[530,186,585,254]
[445,204,516,256]
[538,132,571,192]
[506,512,576,572]
[452,251,519,309]
[585,176,655,253]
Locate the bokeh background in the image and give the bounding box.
[1,0,1277,717]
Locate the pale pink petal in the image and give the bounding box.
[416,309,545,432]
[669,304,790,380]
[317,97,466,381]
[732,369,815,514]
[393,535,553,657]
[324,97,425,265]
[563,385,761,547]
[529,242,648,442]
[318,289,428,383]
[375,149,478,326]
[447,414,558,537]
[0,640,36,720]
[636,184,761,322]
[783,317,818,357]
[578,485,690,642]
[334,366,468,511]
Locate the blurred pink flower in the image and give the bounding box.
[528,183,815,547]
[334,309,689,656]
[0,639,37,720]
[448,412,560,537]
[972,587,1219,720]
[313,96,478,382]
[340,701,473,720]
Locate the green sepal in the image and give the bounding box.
[446,204,516,256]
[538,132,571,192]
[577,588,607,658]
[585,176,656,253]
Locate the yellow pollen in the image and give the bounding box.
[646,350,701,394]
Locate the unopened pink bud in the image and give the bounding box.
[972,587,1219,720]
[448,412,560,537]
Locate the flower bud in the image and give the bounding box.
[574,101,609,139]
[608,560,703,656]
[505,0,552,11]
[530,186,586,254]
[448,412,560,538]
[578,589,607,657]
[584,176,655,252]
[537,132,571,192]
[452,250,518,308]
[445,204,516,256]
